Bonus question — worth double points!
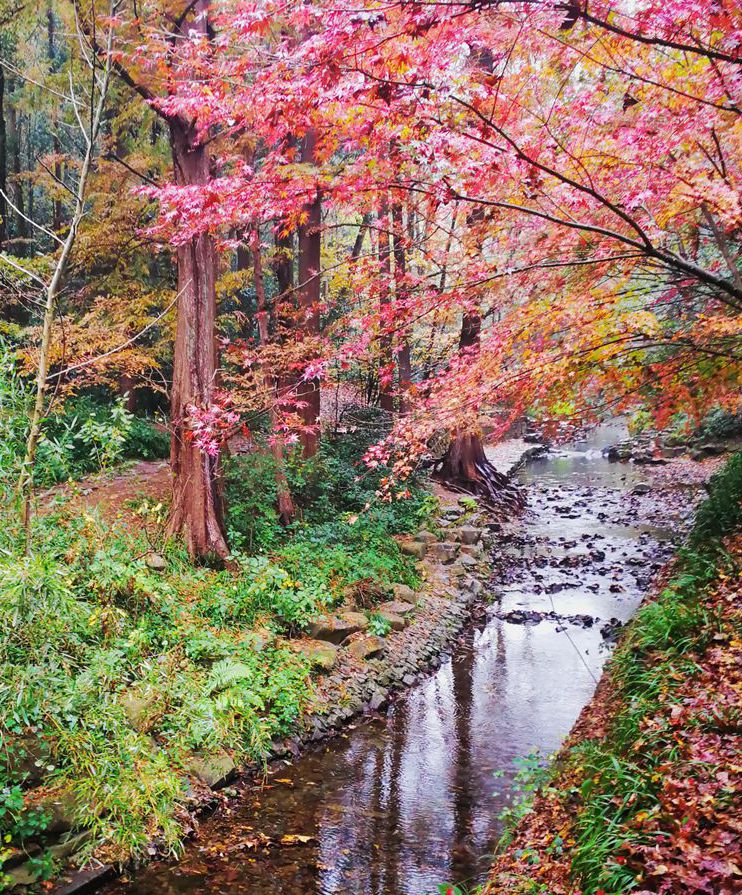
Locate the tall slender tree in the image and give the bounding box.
[296,127,322,458]
[109,0,230,559]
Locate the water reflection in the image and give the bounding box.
[105,449,689,895]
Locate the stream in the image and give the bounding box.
[105,430,702,895]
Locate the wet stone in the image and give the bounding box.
[347,636,386,661]
[500,609,543,625]
[600,617,624,641]
[428,542,459,564]
[245,627,274,652]
[186,750,236,789]
[416,530,438,545]
[120,691,150,731]
[448,561,468,579]
[391,583,417,603]
[39,789,80,835]
[7,861,40,888]
[48,830,93,864]
[379,599,415,616]
[299,640,339,671]
[309,612,366,644]
[338,610,369,631]
[465,576,482,595]
[456,526,482,545]
[378,610,406,631]
[5,735,50,787]
[369,690,388,712]
[145,552,168,571]
[400,540,427,559]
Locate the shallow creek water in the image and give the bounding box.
[106,438,701,895]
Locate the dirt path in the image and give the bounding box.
[39,459,171,525]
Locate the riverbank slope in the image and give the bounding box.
[485,453,742,895]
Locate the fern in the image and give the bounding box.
[206,659,255,695]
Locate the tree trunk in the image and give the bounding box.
[435,430,523,513]
[118,374,137,412]
[274,227,294,297]
[7,98,28,254]
[250,223,295,524]
[165,116,229,561]
[459,312,481,351]
[0,66,7,247]
[392,202,412,411]
[297,128,321,458]
[272,223,299,453]
[378,201,395,414]
[48,1,63,234]
[435,298,523,515]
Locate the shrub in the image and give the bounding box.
[689,450,742,548]
[698,407,742,440]
[0,508,314,871]
[225,431,436,553]
[122,416,170,461]
[0,555,89,662]
[196,555,330,633]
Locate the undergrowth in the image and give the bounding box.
[0,342,168,497]
[0,365,436,885]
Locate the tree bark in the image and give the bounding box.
[392,201,412,411]
[297,128,321,458]
[274,227,294,297]
[7,97,28,254]
[435,293,523,514]
[118,374,137,412]
[48,1,63,234]
[250,223,295,524]
[378,201,395,414]
[165,116,229,560]
[0,66,7,247]
[436,429,522,513]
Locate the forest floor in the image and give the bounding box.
[39,459,171,524]
[484,471,742,895]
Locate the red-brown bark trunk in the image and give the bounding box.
[378,201,395,414]
[297,128,321,458]
[250,223,295,524]
[118,373,137,413]
[165,116,229,561]
[392,202,412,412]
[436,302,523,514]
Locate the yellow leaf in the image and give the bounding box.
[279,834,316,846]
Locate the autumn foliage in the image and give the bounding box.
[2,0,740,550]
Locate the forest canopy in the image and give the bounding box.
[0,0,740,554]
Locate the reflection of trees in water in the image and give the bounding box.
[360,709,406,895]
[320,708,408,895]
[374,702,406,895]
[450,627,477,885]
